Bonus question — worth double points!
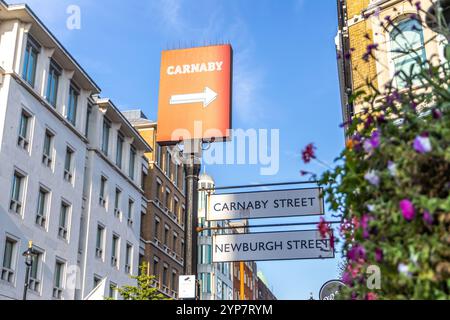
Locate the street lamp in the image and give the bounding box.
[22,240,36,301]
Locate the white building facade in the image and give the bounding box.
[197,173,233,300]
[0,1,151,300]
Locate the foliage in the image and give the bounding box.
[302,1,450,299]
[107,263,170,300]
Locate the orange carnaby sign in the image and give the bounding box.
[157,45,232,144]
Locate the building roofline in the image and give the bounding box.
[96,98,153,152]
[1,1,101,93]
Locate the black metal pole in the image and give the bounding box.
[183,152,201,280]
[23,264,30,301]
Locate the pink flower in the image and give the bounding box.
[413,135,432,154]
[366,292,377,300]
[301,143,316,164]
[317,217,330,238]
[400,199,415,221]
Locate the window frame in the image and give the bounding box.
[46,59,61,108]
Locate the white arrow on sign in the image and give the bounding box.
[170,87,218,108]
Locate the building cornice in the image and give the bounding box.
[0,1,100,93]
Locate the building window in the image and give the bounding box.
[85,103,92,138]
[173,233,178,252]
[125,243,132,274]
[22,37,39,87]
[64,147,74,183]
[109,282,117,299]
[200,273,211,293]
[29,249,43,293]
[165,190,171,212]
[46,60,61,107]
[111,234,119,267]
[35,187,49,228]
[99,176,107,207]
[171,270,177,292]
[127,199,134,226]
[42,130,54,168]
[1,238,17,283]
[154,218,160,240]
[129,146,136,180]
[10,171,25,215]
[175,165,179,188]
[165,149,171,178]
[116,133,124,169]
[156,181,163,202]
[58,202,70,240]
[390,18,426,88]
[174,198,179,221]
[18,110,31,151]
[114,188,121,218]
[96,225,104,259]
[153,258,159,281]
[102,118,111,156]
[156,143,162,166]
[180,206,186,226]
[164,225,169,246]
[53,260,65,299]
[141,168,147,191]
[67,83,79,126]
[162,265,168,287]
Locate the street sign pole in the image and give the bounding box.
[183,140,202,288]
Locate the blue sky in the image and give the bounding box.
[16,0,345,300]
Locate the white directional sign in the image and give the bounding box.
[178,275,196,299]
[207,188,323,221]
[170,87,218,108]
[212,230,334,263]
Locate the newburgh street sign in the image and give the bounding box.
[212,230,334,263]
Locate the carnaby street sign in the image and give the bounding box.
[207,188,324,221]
[156,45,232,145]
[212,230,334,263]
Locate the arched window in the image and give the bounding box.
[390,18,426,88]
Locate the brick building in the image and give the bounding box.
[336,0,445,127]
[123,110,186,299]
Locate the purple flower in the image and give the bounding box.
[415,1,421,11]
[398,263,412,278]
[432,109,442,119]
[365,170,380,186]
[400,199,415,221]
[347,244,366,262]
[423,211,433,225]
[388,161,397,177]
[361,214,373,239]
[413,135,432,154]
[363,130,381,154]
[363,43,378,62]
[342,272,352,286]
[375,248,383,262]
